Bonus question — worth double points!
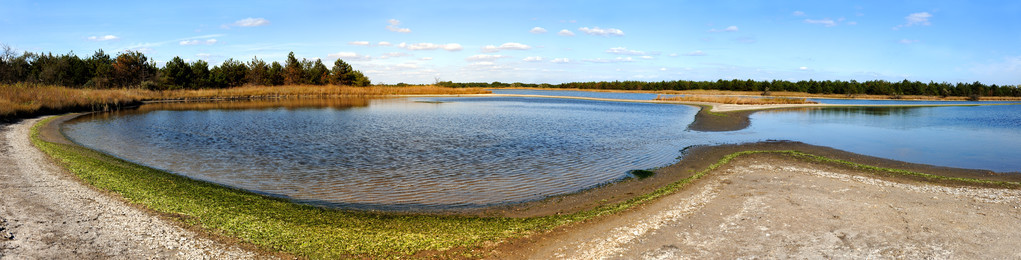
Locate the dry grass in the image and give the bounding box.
[502,87,1021,101]
[654,94,818,105]
[153,85,490,100]
[0,84,490,119]
[0,83,151,118]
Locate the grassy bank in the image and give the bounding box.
[30,116,1020,258]
[1,84,489,120]
[499,87,1021,101]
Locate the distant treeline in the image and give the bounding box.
[440,79,1021,98]
[0,44,369,90]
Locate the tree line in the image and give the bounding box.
[0,44,370,90]
[439,78,1021,98]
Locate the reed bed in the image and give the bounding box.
[0,83,150,118]
[0,84,490,119]
[654,94,818,105]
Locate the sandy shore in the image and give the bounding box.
[0,118,259,259]
[499,152,1021,259]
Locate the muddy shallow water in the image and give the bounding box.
[62,95,1021,210]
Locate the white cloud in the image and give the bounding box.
[668,53,679,57]
[378,52,412,59]
[898,39,919,44]
[481,42,532,53]
[394,63,419,69]
[378,41,392,46]
[640,56,654,60]
[327,52,371,60]
[799,66,809,70]
[419,57,433,61]
[551,58,571,63]
[558,29,575,36]
[232,18,270,27]
[443,43,463,51]
[179,39,218,45]
[465,54,506,61]
[498,42,530,50]
[579,26,624,36]
[583,57,634,63]
[87,35,119,41]
[804,18,837,27]
[793,11,805,16]
[683,50,707,56]
[708,25,739,32]
[605,47,647,56]
[523,56,543,62]
[387,19,411,33]
[894,12,932,30]
[660,67,667,71]
[349,41,370,46]
[530,27,547,34]
[397,42,462,51]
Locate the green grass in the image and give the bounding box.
[29,116,1020,258]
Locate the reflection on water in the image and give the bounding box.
[64,97,707,210]
[747,105,1021,171]
[62,96,1021,210]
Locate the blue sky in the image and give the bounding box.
[2,1,1019,85]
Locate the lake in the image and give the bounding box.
[62,94,1021,210]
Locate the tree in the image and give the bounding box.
[307,59,329,85]
[210,58,248,88]
[283,52,303,85]
[246,57,269,86]
[329,58,354,85]
[160,56,192,89]
[267,61,284,85]
[86,49,113,88]
[351,70,371,86]
[190,60,210,89]
[111,51,156,87]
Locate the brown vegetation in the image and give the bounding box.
[654,94,818,105]
[0,84,489,119]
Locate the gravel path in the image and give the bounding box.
[514,154,1021,259]
[0,118,258,259]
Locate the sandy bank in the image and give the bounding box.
[0,118,260,259]
[498,152,1021,259]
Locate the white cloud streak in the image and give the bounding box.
[397,42,462,51]
[579,26,624,36]
[87,35,119,41]
[348,41,370,46]
[387,19,411,33]
[179,39,218,45]
[232,18,270,27]
[530,27,547,34]
[558,29,575,36]
[481,42,532,53]
[894,12,932,30]
[804,18,837,27]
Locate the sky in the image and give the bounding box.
[2,1,1020,85]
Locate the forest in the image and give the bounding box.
[440,79,1021,99]
[0,45,370,90]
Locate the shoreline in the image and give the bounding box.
[7,98,1019,257]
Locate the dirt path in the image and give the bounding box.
[0,118,258,259]
[508,154,1021,259]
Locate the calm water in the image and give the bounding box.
[65,98,716,209]
[63,95,1021,210]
